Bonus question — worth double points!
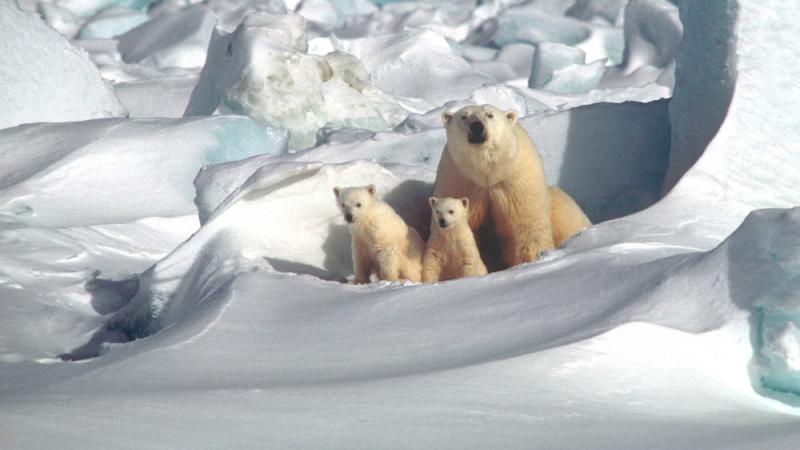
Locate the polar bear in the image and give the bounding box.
[422,197,488,283]
[433,104,590,268]
[333,185,424,283]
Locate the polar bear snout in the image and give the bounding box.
[345,212,354,223]
[467,120,487,144]
[438,218,448,228]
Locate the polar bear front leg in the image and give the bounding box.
[422,248,444,283]
[490,182,555,267]
[376,249,401,281]
[352,240,372,284]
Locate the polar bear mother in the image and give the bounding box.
[433,104,590,268]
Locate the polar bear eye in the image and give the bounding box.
[448,210,454,214]
[461,115,467,120]
[356,203,361,208]
[341,203,346,208]
[487,113,494,119]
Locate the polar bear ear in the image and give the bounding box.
[367,184,376,196]
[333,186,340,198]
[428,197,438,208]
[505,110,518,125]
[442,112,453,125]
[460,197,469,209]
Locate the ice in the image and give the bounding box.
[530,42,586,87]
[77,7,149,39]
[117,5,217,69]
[338,29,494,107]
[0,2,126,130]
[0,116,288,227]
[5,0,800,445]
[185,12,407,149]
[597,0,682,89]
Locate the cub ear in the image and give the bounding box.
[333,186,340,197]
[442,111,453,125]
[428,197,438,208]
[367,184,376,196]
[460,197,469,209]
[505,110,518,124]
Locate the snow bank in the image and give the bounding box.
[113,74,200,118]
[111,161,433,337]
[0,116,288,227]
[185,12,407,149]
[77,7,149,39]
[0,2,126,130]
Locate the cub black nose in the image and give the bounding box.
[469,121,484,135]
[438,218,447,228]
[345,213,353,223]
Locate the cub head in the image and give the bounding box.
[333,185,376,224]
[428,196,469,230]
[442,104,518,147]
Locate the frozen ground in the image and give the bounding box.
[2,0,800,448]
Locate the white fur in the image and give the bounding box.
[423,197,487,283]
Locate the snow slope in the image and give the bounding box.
[2,0,800,448]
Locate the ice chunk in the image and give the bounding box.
[339,30,493,107]
[117,5,217,69]
[204,0,287,31]
[597,0,682,89]
[566,0,628,25]
[297,0,378,30]
[494,43,536,80]
[185,12,407,149]
[0,2,126,130]
[541,58,607,94]
[0,116,288,227]
[530,42,585,88]
[493,6,590,47]
[78,7,149,39]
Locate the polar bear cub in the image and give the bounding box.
[422,196,488,283]
[333,185,424,284]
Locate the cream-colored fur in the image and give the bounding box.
[334,185,424,283]
[549,186,591,248]
[433,104,590,267]
[422,197,487,283]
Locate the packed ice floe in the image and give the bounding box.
[2,0,800,448]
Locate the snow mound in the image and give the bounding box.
[0,116,288,227]
[185,12,407,149]
[111,161,433,338]
[529,42,606,94]
[113,74,200,118]
[117,5,217,69]
[0,2,126,130]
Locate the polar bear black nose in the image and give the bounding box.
[469,121,484,135]
[438,218,447,228]
[345,213,353,223]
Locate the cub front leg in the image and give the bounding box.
[375,248,400,281]
[352,240,372,284]
[422,248,444,283]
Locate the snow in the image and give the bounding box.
[3,0,800,447]
[0,2,126,129]
[185,11,407,149]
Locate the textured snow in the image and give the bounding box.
[3,0,800,447]
[0,2,126,130]
[185,11,407,149]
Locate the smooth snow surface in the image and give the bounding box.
[0,2,126,129]
[3,0,800,448]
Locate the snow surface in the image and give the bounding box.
[2,0,800,448]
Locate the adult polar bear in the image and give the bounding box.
[433,104,590,268]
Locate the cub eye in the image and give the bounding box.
[448,210,454,214]
[356,203,361,208]
[341,203,345,208]
[487,113,494,119]
[461,115,467,120]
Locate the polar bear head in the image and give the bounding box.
[442,104,520,187]
[428,196,469,230]
[333,185,376,224]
